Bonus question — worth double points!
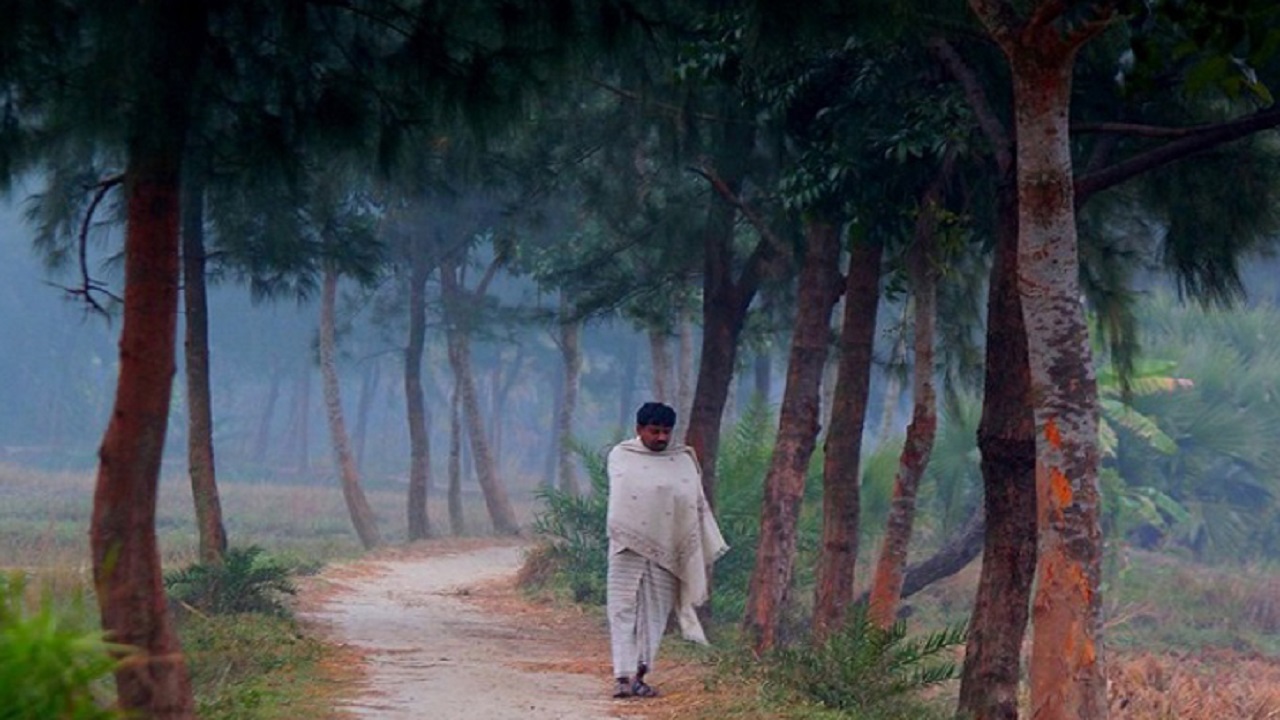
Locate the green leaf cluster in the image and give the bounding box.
[0,573,129,720]
[767,605,963,718]
[163,546,297,618]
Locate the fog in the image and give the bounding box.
[0,193,711,493]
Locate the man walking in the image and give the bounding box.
[606,401,728,699]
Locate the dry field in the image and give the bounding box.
[0,461,541,587]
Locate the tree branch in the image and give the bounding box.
[1072,121,1202,138]
[65,174,126,317]
[687,163,791,260]
[1075,106,1280,206]
[930,37,1012,174]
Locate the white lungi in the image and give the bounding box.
[607,548,679,678]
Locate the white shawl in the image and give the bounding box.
[606,437,729,643]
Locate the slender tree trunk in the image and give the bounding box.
[876,308,909,445]
[289,366,312,475]
[181,150,226,565]
[90,4,206,716]
[405,244,432,541]
[319,269,382,550]
[753,353,771,403]
[492,346,524,482]
[959,184,1038,720]
[557,293,582,495]
[743,219,842,654]
[251,367,282,466]
[867,193,943,629]
[812,238,883,639]
[353,361,379,473]
[439,254,519,534]
[447,327,520,534]
[685,199,750,506]
[448,385,465,535]
[618,342,638,434]
[675,306,696,444]
[970,5,1109,716]
[542,364,563,489]
[648,327,672,403]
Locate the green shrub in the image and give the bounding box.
[0,573,129,720]
[164,546,296,617]
[530,442,611,603]
[767,606,964,718]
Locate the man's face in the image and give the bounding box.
[637,424,673,452]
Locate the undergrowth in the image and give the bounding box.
[0,572,126,720]
[164,546,297,617]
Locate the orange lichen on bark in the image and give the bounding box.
[1049,466,1073,507]
[1044,416,1062,447]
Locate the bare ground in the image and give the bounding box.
[298,538,687,720]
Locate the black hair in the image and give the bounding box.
[636,401,676,428]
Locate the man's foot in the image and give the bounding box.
[631,678,659,698]
[613,677,633,699]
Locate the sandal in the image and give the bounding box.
[631,679,659,698]
[613,678,633,699]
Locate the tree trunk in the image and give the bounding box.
[959,181,1039,720]
[542,364,563,489]
[319,269,382,550]
[686,196,749,506]
[439,253,520,534]
[180,150,226,565]
[742,219,842,654]
[969,5,1109,715]
[1014,53,1106,720]
[811,238,883,639]
[447,326,520,534]
[675,306,696,444]
[753,352,772,403]
[618,340,638,435]
[289,366,312,475]
[90,5,206,716]
[557,293,582,495]
[648,326,672,403]
[867,182,944,629]
[448,385,465,535]
[856,504,987,607]
[405,243,432,541]
[876,308,909,445]
[353,361,379,472]
[251,367,282,466]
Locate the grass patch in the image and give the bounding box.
[179,612,343,720]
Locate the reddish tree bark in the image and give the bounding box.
[866,189,943,629]
[742,219,842,654]
[319,269,383,550]
[811,238,883,639]
[969,3,1112,717]
[90,4,206,716]
[960,181,1038,720]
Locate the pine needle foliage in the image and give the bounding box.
[768,605,964,717]
[163,546,297,618]
[0,573,129,720]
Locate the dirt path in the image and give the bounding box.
[300,539,627,720]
